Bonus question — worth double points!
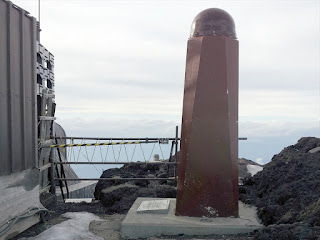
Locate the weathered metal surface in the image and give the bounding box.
[56,178,176,181]
[55,162,177,165]
[0,168,41,239]
[0,0,38,175]
[176,8,239,218]
[53,137,179,140]
[47,140,159,148]
[190,8,237,39]
[0,2,43,238]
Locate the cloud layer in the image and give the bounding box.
[12,0,320,166]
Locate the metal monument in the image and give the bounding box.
[176,8,239,217]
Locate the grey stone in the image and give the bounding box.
[309,146,320,153]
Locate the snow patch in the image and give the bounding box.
[247,164,263,176]
[20,212,103,240]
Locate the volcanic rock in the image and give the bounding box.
[94,156,262,214]
[94,162,177,213]
[240,137,320,239]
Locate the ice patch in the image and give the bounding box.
[20,212,103,240]
[247,164,263,176]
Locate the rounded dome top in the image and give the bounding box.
[190,8,237,39]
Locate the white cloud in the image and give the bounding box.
[57,118,180,138]
[255,157,264,165]
[238,4,319,72]
[19,0,316,127]
[56,117,319,141]
[239,120,319,138]
[239,90,318,120]
[10,0,320,165]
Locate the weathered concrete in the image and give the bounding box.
[121,198,262,239]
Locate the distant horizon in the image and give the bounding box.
[65,132,318,178]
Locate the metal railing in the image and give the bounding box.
[43,125,247,200]
[48,126,180,199]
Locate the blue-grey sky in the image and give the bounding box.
[15,0,320,166]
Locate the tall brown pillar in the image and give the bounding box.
[176,8,239,218]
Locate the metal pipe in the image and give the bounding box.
[175,126,178,162]
[50,124,56,195]
[57,143,69,198]
[52,136,247,140]
[54,161,178,165]
[47,140,159,148]
[174,126,179,178]
[168,140,175,177]
[50,158,55,195]
[53,137,179,141]
[38,0,40,24]
[55,160,65,200]
[55,178,176,181]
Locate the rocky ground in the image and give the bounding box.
[93,157,262,214]
[94,161,177,214]
[13,137,320,240]
[240,137,320,239]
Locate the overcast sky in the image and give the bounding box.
[15,0,320,165]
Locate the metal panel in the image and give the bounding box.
[0,168,41,239]
[176,35,239,218]
[0,0,37,175]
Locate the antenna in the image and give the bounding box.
[38,0,41,42]
[38,0,40,24]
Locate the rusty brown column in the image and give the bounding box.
[176,8,239,218]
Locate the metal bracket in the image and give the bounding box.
[159,138,169,144]
[41,93,55,98]
[39,116,56,121]
[39,163,51,172]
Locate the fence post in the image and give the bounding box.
[175,126,179,178]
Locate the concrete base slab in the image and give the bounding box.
[121,198,262,239]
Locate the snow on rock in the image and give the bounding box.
[246,164,263,176]
[23,212,104,240]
